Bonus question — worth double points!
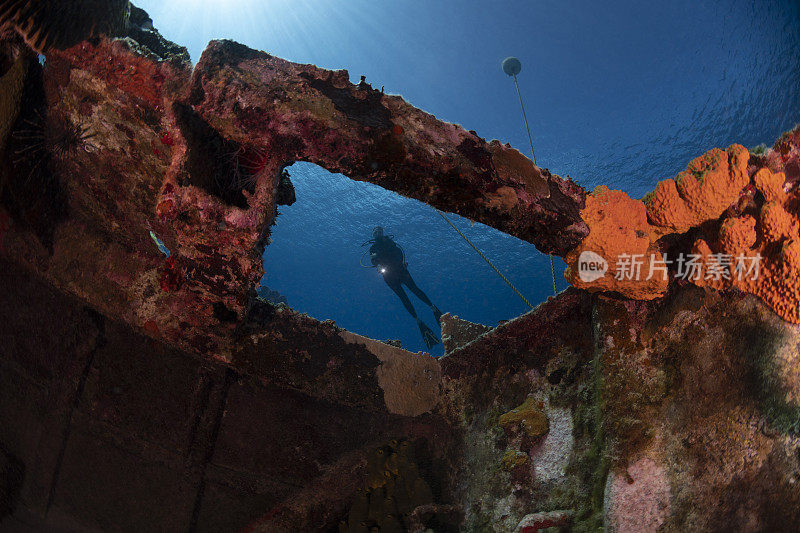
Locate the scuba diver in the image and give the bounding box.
[364,227,443,349]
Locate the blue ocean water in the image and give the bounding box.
[138,0,800,354]
[263,163,554,356]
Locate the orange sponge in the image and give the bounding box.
[689,238,731,292]
[564,136,800,324]
[760,201,797,241]
[642,178,694,232]
[751,242,800,323]
[643,145,750,233]
[719,215,757,255]
[753,168,786,203]
[780,239,800,272]
[564,186,668,300]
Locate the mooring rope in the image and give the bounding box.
[512,74,537,166]
[435,208,534,310]
[510,72,558,297]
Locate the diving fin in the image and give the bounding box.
[417,320,439,349]
[432,305,443,325]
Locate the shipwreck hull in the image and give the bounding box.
[1,9,799,532]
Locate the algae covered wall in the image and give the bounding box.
[436,284,800,532]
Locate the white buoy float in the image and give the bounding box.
[502,56,522,77]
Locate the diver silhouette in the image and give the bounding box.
[366,227,442,349]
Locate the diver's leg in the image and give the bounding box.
[387,282,418,319]
[402,270,442,323]
[391,274,439,348]
[402,271,433,306]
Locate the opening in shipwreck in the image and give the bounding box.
[260,162,565,355]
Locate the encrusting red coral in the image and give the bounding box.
[156,198,175,220]
[159,256,184,292]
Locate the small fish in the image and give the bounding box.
[149,230,170,257]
